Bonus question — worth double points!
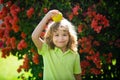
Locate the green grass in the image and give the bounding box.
[0,52,23,80]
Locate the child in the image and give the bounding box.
[32,10,82,80]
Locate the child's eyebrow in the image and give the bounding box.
[56,29,68,32]
[53,29,68,33]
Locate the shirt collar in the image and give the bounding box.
[54,47,74,54]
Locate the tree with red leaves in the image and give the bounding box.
[0,0,120,80]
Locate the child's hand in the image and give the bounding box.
[45,9,62,21]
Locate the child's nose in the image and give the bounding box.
[59,36,64,40]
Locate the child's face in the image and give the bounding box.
[52,27,69,50]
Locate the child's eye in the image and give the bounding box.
[63,34,67,36]
[55,34,59,36]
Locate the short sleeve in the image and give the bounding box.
[37,43,48,55]
[73,53,82,74]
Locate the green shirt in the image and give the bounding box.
[38,43,81,80]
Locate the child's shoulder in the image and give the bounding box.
[37,42,49,55]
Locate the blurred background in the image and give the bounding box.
[0,0,120,80]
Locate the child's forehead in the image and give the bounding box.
[58,26,68,30]
[55,26,69,32]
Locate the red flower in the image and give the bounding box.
[78,36,92,53]
[32,53,39,65]
[26,7,34,18]
[0,0,4,4]
[90,68,101,75]
[30,48,37,54]
[81,60,91,69]
[10,4,20,17]
[68,13,74,21]
[6,1,12,7]
[91,13,109,33]
[93,40,100,46]
[4,15,12,24]
[21,32,26,39]
[103,52,112,64]
[92,52,102,69]
[17,39,28,50]
[0,7,8,19]
[89,49,95,55]
[78,24,83,33]
[10,37,16,49]
[11,16,19,25]
[17,65,22,73]
[72,5,80,16]
[87,7,96,18]
[22,55,30,71]
[0,41,4,48]
[12,24,20,33]
[1,47,11,58]
[17,55,30,72]
[86,51,102,69]
[91,19,101,33]
[43,8,48,13]
[0,26,4,38]
[5,37,16,49]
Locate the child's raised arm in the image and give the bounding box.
[31,10,60,50]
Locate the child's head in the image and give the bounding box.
[44,18,77,52]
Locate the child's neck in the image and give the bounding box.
[60,47,68,53]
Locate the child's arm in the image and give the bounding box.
[74,74,82,80]
[31,10,60,50]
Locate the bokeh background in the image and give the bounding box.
[0,0,120,80]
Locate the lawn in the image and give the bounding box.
[0,52,23,80]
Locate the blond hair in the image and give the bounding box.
[44,18,78,52]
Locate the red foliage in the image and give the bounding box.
[0,41,4,48]
[0,1,115,78]
[78,24,83,33]
[6,1,12,7]
[90,68,101,75]
[22,55,30,71]
[81,60,91,69]
[32,53,40,65]
[21,32,26,39]
[0,0,4,4]
[17,39,28,50]
[17,54,30,73]
[10,4,21,17]
[43,8,48,14]
[12,24,20,33]
[78,36,92,53]
[17,65,22,73]
[6,37,16,49]
[1,47,11,58]
[0,7,8,19]
[26,7,34,18]
[72,4,80,16]
[103,52,113,64]
[68,13,74,21]
[91,13,109,33]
